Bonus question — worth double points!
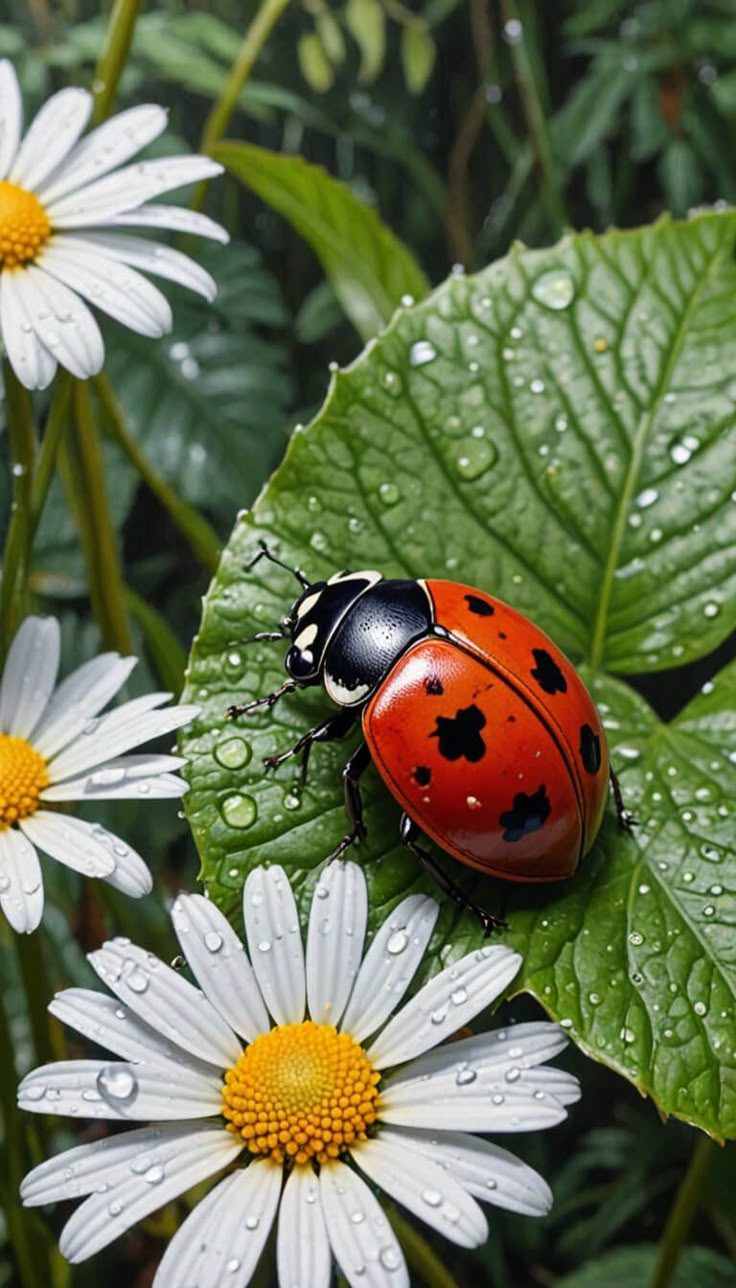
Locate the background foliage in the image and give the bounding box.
[1,1,735,1286]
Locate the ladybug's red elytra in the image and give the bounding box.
[228,543,632,934]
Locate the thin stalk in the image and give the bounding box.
[501,0,567,234]
[63,381,133,653]
[15,931,64,1066]
[30,372,73,535]
[445,0,494,267]
[191,0,291,210]
[651,1134,716,1288]
[91,0,142,123]
[0,365,38,653]
[0,984,48,1288]
[93,373,220,574]
[123,584,187,693]
[386,1205,458,1288]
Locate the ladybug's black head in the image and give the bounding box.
[284,570,383,685]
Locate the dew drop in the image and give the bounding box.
[450,987,468,1006]
[379,1246,402,1271]
[628,931,644,946]
[96,1065,138,1105]
[386,930,409,956]
[409,340,437,367]
[214,737,251,770]
[703,602,720,619]
[204,931,223,953]
[378,481,400,506]
[636,487,659,509]
[126,968,149,994]
[145,1163,165,1185]
[221,793,257,829]
[455,436,498,481]
[455,1067,477,1086]
[245,1215,260,1231]
[421,1188,442,1207]
[531,267,575,310]
[505,1066,521,1083]
[694,1001,707,1016]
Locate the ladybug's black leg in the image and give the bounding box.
[226,679,298,721]
[399,814,508,937]
[264,710,358,790]
[247,539,310,589]
[325,741,371,863]
[610,767,636,832]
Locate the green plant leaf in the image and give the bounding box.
[213,142,429,341]
[105,242,293,520]
[557,1244,736,1288]
[400,25,436,97]
[181,212,736,1138]
[344,0,386,83]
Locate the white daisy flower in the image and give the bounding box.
[0,615,199,933]
[0,59,228,390]
[20,861,579,1285]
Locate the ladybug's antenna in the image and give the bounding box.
[247,540,310,589]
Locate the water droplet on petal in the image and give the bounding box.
[204,931,223,953]
[386,930,409,956]
[96,1065,138,1105]
[422,1188,442,1207]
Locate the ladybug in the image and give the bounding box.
[228,542,631,933]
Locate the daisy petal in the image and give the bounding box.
[351,1136,488,1249]
[154,1161,281,1288]
[306,862,367,1027]
[96,832,153,898]
[89,939,242,1067]
[0,828,43,933]
[38,238,172,338]
[244,866,306,1026]
[340,894,438,1043]
[386,1023,570,1088]
[105,202,229,242]
[18,1057,221,1120]
[379,1127,553,1217]
[0,60,22,178]
[78,231,218,301]
[47,701,199,782]
[0,270,57,390]
[18,265,104,380]
[49,988,223,1074]
[57,1123,241,1264]
[0,614,59,738]
[38,104,169,204]
[277,1165,330,1288]
[21,1122,235,1207]
[47,155,224,225]
[10,87,91,191]
[380,1063,571,1133]
[172,894,270,1043]
[41,753,188,800]
[19,812,116,878]
[320,1160,408,1288]
[367,945,522,1069]
[31,654,137,759]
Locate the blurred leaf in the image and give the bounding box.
[295,279,344,343]
[711,69,736,115]
[630,76,670,161]
[105,242,293,518]
[315,10,346,64]
[182,213,736,1137]
[344,0,386,83]
[298,32,334,93]
[214,142,429,340]
[558,1244,736,1287]
[400,24,437,96]
[658,138,704,215]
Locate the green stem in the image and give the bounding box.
[30,372,73,533]
[0,365,38,655]
[62,381,133,653]
[651,1134,716,1288]
[0,983,48,1288]
[93,373,220,574]
[191,0,291,210]
[501,0,567,235]
[386,1205,458,1288]
[123,585,187,692]
[15,932,64,1067]
[91,0,142,122]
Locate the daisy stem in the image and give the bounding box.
[60,380,133,653]
[651,1133,715,1288]
[0,984,51,1288]
[192,0,292,210]
[93,372,221,575]
[0,364,38,655]
[385,1205,459,1288]
[91,0,142,123]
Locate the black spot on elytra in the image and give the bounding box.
[465,594,494,617]
[414,765,431,787]
[500,785,551,842]
[531,648,567,695]
[425,676,444,695]
[430,704,486,762]
[498,632,507,640]
[579,723,602,774]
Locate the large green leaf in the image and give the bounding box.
[213,141,429,341]
[181,212,736,1138]
[557,1244,736,1288]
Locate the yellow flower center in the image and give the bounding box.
[222,1020,381,1165]
[0,734,49,828]
[0,181,51,269]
